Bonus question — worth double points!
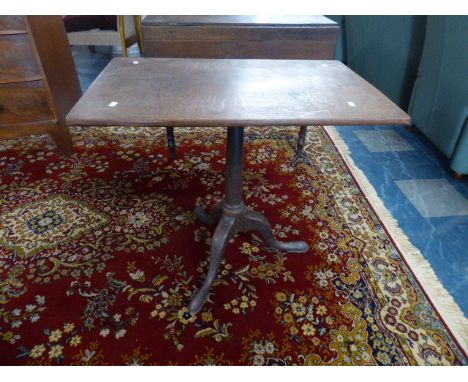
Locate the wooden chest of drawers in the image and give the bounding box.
[0,16,81,154]
[141,15,339,59]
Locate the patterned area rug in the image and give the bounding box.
[0,126,466,365]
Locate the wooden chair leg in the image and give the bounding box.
[50,123,73,156]
[118,15,128,57]
[296,126,308,155]
[166,127,176,160]
[133,15,144,55]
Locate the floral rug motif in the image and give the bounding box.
[0,126,466,365]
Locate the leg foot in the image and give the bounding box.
[242,209,309,253]
[453,172,464,180]
[189,215,237,314]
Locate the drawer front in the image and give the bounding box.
[143,25,339,41]
[0,81,54,126]
[0,34,40,83]
[144,40,338,59]
[0,16,26,32]
[142,25,339,59]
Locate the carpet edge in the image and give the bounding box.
[323,125,468,355]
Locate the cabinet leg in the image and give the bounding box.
[50,124,73,156]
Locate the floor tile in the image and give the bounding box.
[395,178,468,218]
[355,129,415,152]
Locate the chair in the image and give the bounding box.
[66,16,178,160]
[408,16,468,177]
[65,15,143,57]
[344,16,426,110]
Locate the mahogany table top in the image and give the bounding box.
[66,58,411,128]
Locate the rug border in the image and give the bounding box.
[322,125,468,357]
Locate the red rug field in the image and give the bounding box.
[0,126,466,365]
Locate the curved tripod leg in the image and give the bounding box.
[189,215,237,314]
[243,209,309,253]
[296,126,308,156]
[194,200,223,226]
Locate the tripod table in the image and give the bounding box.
[66,58,411,314]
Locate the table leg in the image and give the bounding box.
[166,127,176,160]
[189,127,309,314]
[296,126,308,156]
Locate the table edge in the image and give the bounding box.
[66,117,412,128]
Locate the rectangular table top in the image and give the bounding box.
[142,15,337,27]
[66,58,411,128]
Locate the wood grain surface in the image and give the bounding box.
[66,58,411,127]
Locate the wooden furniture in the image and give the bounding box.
[0,16,81,154]
[141,15,340,159]
[66,16,143,57]
[141,15,339,59]
[66,58,411,313]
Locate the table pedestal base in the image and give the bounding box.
[188,127,309,314]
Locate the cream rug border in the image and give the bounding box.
[324,125,468,354]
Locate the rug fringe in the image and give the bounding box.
[324,125,468,354]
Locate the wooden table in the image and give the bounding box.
[141,15,339,60]
[66,58,411,313]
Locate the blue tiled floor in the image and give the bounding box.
[336,125,468,315]
[71,45,140,91]
[70,46,468,315]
